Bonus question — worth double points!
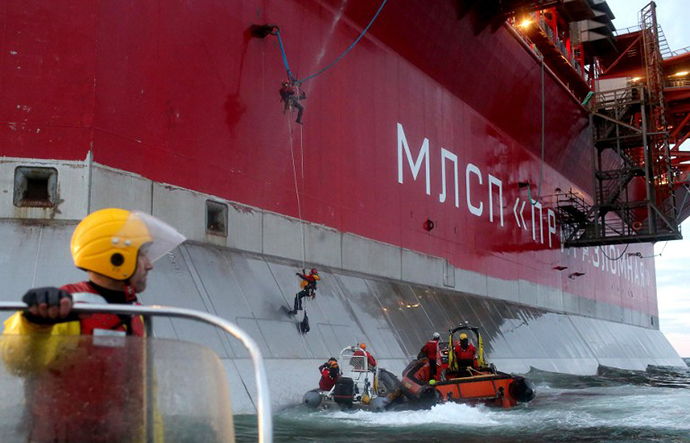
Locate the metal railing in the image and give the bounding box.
[671,45,690,57]
[533,13,584,76]
[666,78,690,88]
[614,24,642,36]
[0,303,273,443]
[614,22,673,59]
[510,13,584,78]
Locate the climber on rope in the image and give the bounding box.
[289,268,320,315]
[279,79,306,125]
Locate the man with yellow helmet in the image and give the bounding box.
[453,332,478,371]
[2,208,185,442]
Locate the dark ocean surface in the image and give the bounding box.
[236,361,690,443]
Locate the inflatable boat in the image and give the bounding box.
[303,345,406,411]
[401,324,536,408]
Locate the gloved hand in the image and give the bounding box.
[21,287,75,324]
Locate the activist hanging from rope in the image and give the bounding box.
[250,0,388,126]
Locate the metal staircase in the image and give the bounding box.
[556,2,681,247]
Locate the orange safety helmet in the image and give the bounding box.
[310,268,318,275]
[359,343,367,350]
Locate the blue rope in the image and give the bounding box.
[275,0,388,84]
[276,29,297,82]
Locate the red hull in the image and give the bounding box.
[0,0,657,316]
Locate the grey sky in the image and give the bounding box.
[604,0,690,357]
[654,220,690,357]
[607,0,690,50]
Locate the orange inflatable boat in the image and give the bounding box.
[401,325,535,408]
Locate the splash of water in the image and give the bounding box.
[235,365,690,443]
[321,402,501,427]
[315,1,348,67]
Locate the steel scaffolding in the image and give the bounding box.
[556,3,681,247]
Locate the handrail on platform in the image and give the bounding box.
[0,302,273,443]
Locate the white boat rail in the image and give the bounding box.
[339,345,377,400]
[0,302,273,443]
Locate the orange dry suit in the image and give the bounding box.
[293,271,321,312]
[420,339,439,362]
[318,363,339,391]
[1,281,161,443]
[419,339,440,380]
[454,342,478,369]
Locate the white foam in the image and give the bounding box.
[320,403,501,427]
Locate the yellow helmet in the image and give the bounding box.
[71,208,153,281]
[459,333,468,340]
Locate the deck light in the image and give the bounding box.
[631,77,642,82]
[520,19,532,28]
[673,71,689,77]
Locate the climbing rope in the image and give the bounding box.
[287,115,307,270]
[297,83,305,180]
[296,84,307,269]
[275,0,388,84]
[528,55,546,206]
[600,243,630,261]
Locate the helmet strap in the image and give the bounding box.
[124,281,138,302]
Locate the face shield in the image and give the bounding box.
[131,211,186,263]
[112,211,186,268]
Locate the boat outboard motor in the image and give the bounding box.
[303,389,322,408]
[417,385,441,408]
[509,376,536,403]
[332,377,355,408]
[370,396,391,412]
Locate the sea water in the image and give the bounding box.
[235,360,690,443]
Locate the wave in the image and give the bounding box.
[526,364,690,389]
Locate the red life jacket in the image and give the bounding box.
[353,349,377,368]
[29,281,146,442]
[422,339,439,362]
[454,343,478,368]
[61,282,145,336]
[319,367,338,391]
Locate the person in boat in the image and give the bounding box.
[453,332,478,374]
[318,358,340,391]
[352,343,377,371]
[419,332,441,381]
[289,268,320,315]
[1,208,185,443]
[279,79,306,125]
